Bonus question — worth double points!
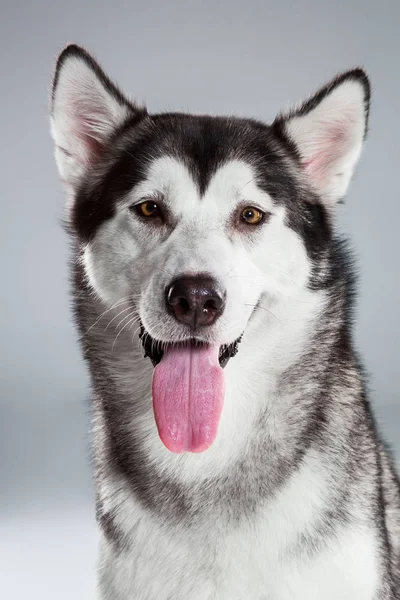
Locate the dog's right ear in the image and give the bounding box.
[51,45,145,189]
[272,69,370,206]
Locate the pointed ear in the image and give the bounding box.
[273,69,370,205]
[50,45,145,188]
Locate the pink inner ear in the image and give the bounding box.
[68,97,108,166]
[303,121,349,184]
[76,124,104,166]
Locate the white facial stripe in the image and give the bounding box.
[123,157,275,218]
[83,153,314,347]
[125,157,198,213]
[203,159,275,214]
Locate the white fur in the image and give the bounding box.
[284,79,367,204]
[51,54,131,187]
[84,158,380,598]
[98,450,379,599]
[52,55,385,598]
[83,157,314,345]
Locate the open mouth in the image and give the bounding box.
[138,323,243,454]
[139,324,243,369]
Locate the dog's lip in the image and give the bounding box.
[137,297,263,368]
[138,325,242,368]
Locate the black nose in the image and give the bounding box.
[166,275,226,328]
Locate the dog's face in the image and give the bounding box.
[51,46,369,452]
[79,127,315,352]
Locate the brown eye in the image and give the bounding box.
[135,200,162,219]
[240,207,264,225]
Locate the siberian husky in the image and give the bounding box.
[50,45,400,599]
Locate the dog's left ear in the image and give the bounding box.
[50,44,145,190]
[273,69,370,205]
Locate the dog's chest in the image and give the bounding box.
[102,512,278,599]
[101,501,379,600]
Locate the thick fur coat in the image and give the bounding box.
[51,45,400,599]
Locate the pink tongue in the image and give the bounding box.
[152,344,225,453]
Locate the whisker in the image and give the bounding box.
[245,303,277,318]
[112,316,138,352]
[86,296,132,334]
[105,306,135,331]
[125,318,141,344]
[115,311,137,331]
[129,314,140,330]
[133,325,143,348]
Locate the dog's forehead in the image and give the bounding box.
[132,155,272,213]
[144,113,270,194]
[74,113,299,240]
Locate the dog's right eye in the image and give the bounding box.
[240,206,265,226]
[132,200,163,221]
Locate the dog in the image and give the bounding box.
[50,44,400,599]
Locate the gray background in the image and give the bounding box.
[1,1,399,598]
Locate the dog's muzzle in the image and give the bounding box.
[139,324,242,368]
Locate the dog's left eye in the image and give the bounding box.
[134,200,163,220]
[240,207,265,225]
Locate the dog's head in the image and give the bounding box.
[51,45,369,452]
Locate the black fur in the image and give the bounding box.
[52,44,141,113]
[53,46,400,597]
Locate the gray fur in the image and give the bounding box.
[51,45,400,599]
